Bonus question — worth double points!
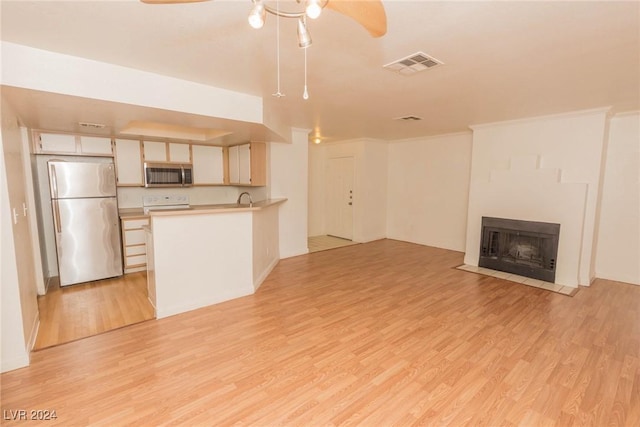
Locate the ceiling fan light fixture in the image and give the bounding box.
[248,0,266,29]
[305,0,323,19]
[297,17,312,48]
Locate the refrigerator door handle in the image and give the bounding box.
[52,200,62,233]
[50,164,59,199]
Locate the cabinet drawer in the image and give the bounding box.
[125,245,146,257]
[125,254,147,267]
[122,218,149,230]
[124,229,146,246]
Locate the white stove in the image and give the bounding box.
[142,195,190,214]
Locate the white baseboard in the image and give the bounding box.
[254,258,279,291]
[156,287,254,320]
[27,313,40,352]
[1,353,30,373]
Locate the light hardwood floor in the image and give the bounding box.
[34,272,155,350]
[2,239,639,426]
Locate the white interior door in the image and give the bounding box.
[326,157,354,240]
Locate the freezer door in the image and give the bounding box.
[49,161,117,199]
[52,197,123,286]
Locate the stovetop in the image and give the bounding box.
[142,195,190,214]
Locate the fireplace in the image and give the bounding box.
[479,217,560,282]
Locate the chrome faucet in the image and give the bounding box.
[237,191,253,206]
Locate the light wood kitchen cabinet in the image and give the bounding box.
[37,133,77,153]
[169,143,191,163]
[79,136,113,155]
[227,142,266,186]
[121,217,149,273]
[142,141,167,162]
[34,132,113,156]
[114,139,144,186]
[142,141,191,163]
[192,144,224,185]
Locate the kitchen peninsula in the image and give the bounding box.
[143,199,286,318]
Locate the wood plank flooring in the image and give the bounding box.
[2,239,639,426]
[34,272,155,350]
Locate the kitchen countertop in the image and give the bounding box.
[119,198,287,219]
[118,208,150,219]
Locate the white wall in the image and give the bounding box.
[359,139,388,242]
[464,108,609,287]
[20,129,46,295]
[595,112,640,285]
[0,145,29,372]
[252,204,280,289]
[307,143,326,236]
[150,212,255,319]
[270,128,309,258]
[387,132,472,252]
[1,97,39,372]
[308,138,388,243]
[1,42,262,124]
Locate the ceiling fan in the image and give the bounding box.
[140,0,387,38]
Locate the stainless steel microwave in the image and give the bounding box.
[144,162,193,187]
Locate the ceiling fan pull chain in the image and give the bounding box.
[272,0,285,98]
[303,43,309,100]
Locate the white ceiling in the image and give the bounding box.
[1,0,639,143]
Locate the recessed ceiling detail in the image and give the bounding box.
[120,121,233,142]
[384,52,443,75]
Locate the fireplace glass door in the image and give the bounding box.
[479,217,560,283]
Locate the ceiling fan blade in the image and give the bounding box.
[326,0,387,38]
[140,0,210,4]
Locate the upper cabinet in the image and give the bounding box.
[37,133,76,153]
[142,141,166,162]
[114,139,143,186]
[169,143,191,163]
[33,130,266,188]
[192,145,224,185]
[142,141,191,163]
[34,132,113,156]
[79,136,113,156]
[227,142,266,186]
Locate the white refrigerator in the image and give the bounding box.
[48,160,123,286]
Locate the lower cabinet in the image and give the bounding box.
[121,216,150,273]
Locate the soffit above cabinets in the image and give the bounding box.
[1,86,287,146]
[120,121,233,142]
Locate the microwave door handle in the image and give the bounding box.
[181,166,186,187]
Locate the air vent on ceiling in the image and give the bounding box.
[384,52,443,75]
[394,115,423,121]
[78,121,106,129]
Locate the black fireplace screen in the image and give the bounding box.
[479,217,560,283]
